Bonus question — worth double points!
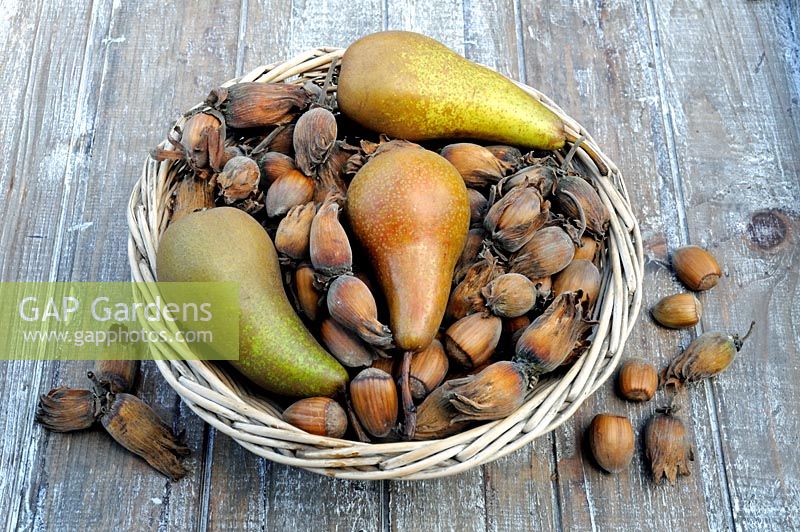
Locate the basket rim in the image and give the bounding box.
[127,46,645,480]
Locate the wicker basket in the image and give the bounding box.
[127,47,644,480]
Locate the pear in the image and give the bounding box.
[157,207,348,397]
[338,31,565,150]
[346,144,470,352]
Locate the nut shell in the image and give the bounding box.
[441,143,512,188]
[327,274,393,348]
[617,358,658,402]
[283,397,348,438]
[350,368,398,438]
[671,245,721,291]
[408,339,449,400]
[481,273,538,318]
[319,318,376,368]
[651,293,702,329]
[588,414,634,473]
[444,312,503,369]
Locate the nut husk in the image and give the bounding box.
[283,397,348,438]
[414,382,470,440]
[441,143,513,188]
[447,251,503,321]
[552,259,602,306]
[484,183,549,252]
[453,228,487,284]
[36,387,99,432]
[501,164,558,196]
[293,107,337,176]
[350,368,398,438]
[468,189,489,227]
[510,226,575,280]
[92,360,141,394]
[485,145,522,169]
[265,168,315,218]
[257,151,296,186]
[617,358,658,402]
[162,111,224,174]
[327,274,393,348]
[315,140,354,202]
[651,293,702,329]
[671,245,721,291]
[293,263,322,321]
[645,412,693,484]
[660,322,754,388]
[309,195,353,280]
[409,339,449,401]
[207,82,311,129]
[481,273,538,318]
[554,175,610,236]
[320,317,376,368]
[217,156,263,213]
[514,292,592,373]
[275,202,316,261]
[588,414,635,473]
[447,361,530,422]
[444,312,503,369]
[171,178,215,224]
[101,392,190,481]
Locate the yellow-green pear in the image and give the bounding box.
[337,31,566,150]
[157,207,348,397]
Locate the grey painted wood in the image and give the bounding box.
[0,0,797,530]
[651,1,800,530]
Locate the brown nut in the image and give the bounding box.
[588,413,635,473]
[671,245,721,291]
[651,293,702,329]
[283,397,348,438]
[617,358,658,402]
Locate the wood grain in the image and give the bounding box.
[519,1,735,530]
[652,0,800,530]
[1,1,246,530]
[0,0,797,530]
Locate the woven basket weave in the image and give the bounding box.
[127,47,644,480]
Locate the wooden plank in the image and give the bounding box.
[6,1,246,530]
[204,2,388,531]
[461,1,562,530]
[0,1,114,529]
[519,1,734,530]
[650,0,800,530]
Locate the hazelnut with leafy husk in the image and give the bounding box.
[35,387,100,432]
[660,322,755,389]
[206,82,312,129]
[152,110,226,178]
[645,406,694,485]
[446,249,504,322]
[447,361,531,423]
[515,292,594,374]
[484,180,549,253]
[310,194,353,283]
[217,156,264,214]
[275,202,316,264]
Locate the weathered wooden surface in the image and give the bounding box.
[0,0,797,530]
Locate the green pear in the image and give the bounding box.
[337,31,565,150]
[346,144,470,352]
[157,207,348,397]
